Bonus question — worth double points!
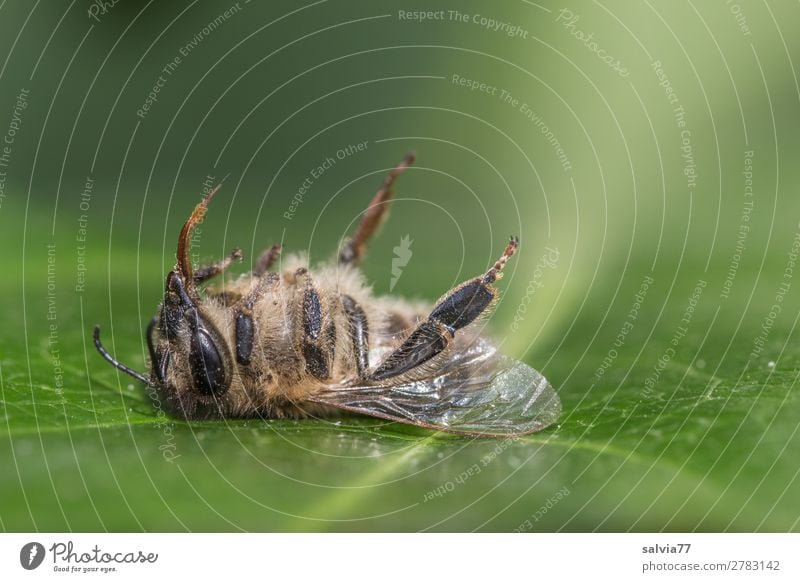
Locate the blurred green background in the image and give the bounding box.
[1,0,799,531]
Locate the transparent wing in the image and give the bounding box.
[309,338,561,437]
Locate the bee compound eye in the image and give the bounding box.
[188,327,230,396]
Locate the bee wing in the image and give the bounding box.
[309,339,561,437]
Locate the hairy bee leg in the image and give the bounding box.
[338,152,415,266]
[193,248,243,284]
[341,295,369,378]
[370,237,519,381]
[234,273,279,365]
[298,271,334,379]
[234,312,254,366]
[252,244,282,276]
[302,285,329,379]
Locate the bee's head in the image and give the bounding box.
[155,270,232,401]
[94,183,233,418]
[153,182,235,414]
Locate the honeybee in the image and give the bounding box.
[94,154,561,437]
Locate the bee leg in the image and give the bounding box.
[341,295,369,378]
[193,248,243,284]
[253,244,282,276]
[338,152,415,266]
[299,272,335,379]
[370,237,519,381]
[234,273,279,365]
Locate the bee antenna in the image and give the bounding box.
[176,182,224,287]
[93,325,152,386]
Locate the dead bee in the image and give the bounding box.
[94,153,561,437]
